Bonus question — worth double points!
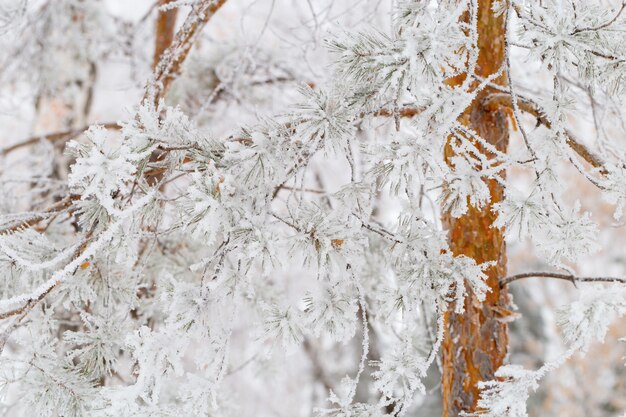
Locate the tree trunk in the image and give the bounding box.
[441,1,510,415]
[153,0,179,70]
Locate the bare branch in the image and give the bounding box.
[370,105,424,119]
[500,272,626,288]
[1,122,120,156]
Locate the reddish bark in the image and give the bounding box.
[441,1,511,415]
[153,0,179,70]
[146,0,229,105]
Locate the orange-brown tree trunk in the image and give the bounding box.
[441,1,510,415]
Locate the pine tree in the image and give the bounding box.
[1,1,626,416]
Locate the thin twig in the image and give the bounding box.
[572,2,626,34]
[499,272,626,288]
[1,122,119,156]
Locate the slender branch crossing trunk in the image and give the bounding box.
[441,1,510,415]
[146,0,179,188]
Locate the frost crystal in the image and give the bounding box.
[472,365,539,417]
[557,287,626,353]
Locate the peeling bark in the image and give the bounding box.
[441,1,511,415]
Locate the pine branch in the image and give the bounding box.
[571,1,626,34]
[0,229,94,320]
[0,193,153,320]
[0,196,79,236]
[484,92,607,172]
[144,0,228,105]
